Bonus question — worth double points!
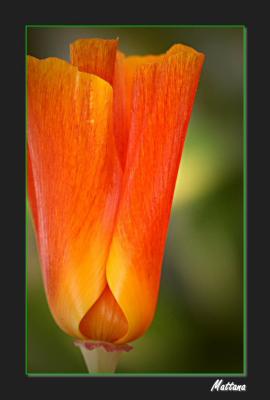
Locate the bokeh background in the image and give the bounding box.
[27,26,244,374]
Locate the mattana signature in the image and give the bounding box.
[211,379,246,392]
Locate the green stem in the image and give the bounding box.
[74,340,133,373]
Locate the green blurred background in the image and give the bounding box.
[27,26,244,374]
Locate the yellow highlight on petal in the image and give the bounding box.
[48,235,109,339]
[106,235,155,344]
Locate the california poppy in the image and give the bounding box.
[27,38,205,370]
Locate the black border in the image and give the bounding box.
[4,7,263,397]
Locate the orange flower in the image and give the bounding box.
[27,38,205,345]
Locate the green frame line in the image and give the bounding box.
[25,25,29,376]
[27,372,246,378]
[26,24,246,29]
[25,24,247,378]
[243,26,247,376]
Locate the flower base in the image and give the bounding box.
[74,340,133,373]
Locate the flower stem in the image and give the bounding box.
[74,340,133,373]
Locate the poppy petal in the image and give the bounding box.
[28,152,39,236]
[112,52,162,169]
[70,39,128,170]
[122,54,162,132]
[106,45,205,343]
[70,38,118,85]
[70,39,160,170]
[27,55,122,339]
[111,51,128,169]
[79,285,128,343]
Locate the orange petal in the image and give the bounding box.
[106,45,205,343]
[79,285,128,343]
[70,39,160,170]
[70,39,128,170]
[122,54,162,132]
[112,52,162,169]
[28,151,39,236]
[27,55,122,339]
[111,51,128,169]
[70,38,118,85]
